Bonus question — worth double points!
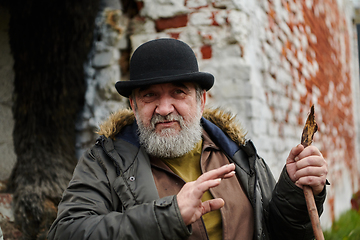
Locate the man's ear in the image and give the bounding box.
[129,97,136,113]
[200,90,206,114]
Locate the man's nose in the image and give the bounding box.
[155,96,175,116]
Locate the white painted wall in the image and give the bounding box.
[0,6,16,181]
[0,0,359,231]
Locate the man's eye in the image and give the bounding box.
[143,93,155,97]
[174,90,185,94]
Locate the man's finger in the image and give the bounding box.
[191,169,236,199]
[295,156,326,170]
[223,171,236,179]
[294,146,323,162]
[193,178,223,197]
[197,164,235,183]
[201,198,225,215]
[294,166,325,179]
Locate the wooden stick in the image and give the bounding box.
[300,105,324,240]
[303,186,324,240]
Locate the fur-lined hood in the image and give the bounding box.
[97,108,247,146]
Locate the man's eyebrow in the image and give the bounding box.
[172,82,190,90]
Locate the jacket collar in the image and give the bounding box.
[201,117,240,157]
[97,108,247,147]
[117,120,140,148]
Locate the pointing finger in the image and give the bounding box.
[197,164,235,183]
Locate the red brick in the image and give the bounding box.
[155,15,188,32]
[201,45,212,59]
[169,32,180,39]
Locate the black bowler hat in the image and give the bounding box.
[115,38,214,98]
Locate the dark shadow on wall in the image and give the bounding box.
[3,0,99,238]
[0,0,141,238]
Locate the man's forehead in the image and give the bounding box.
[136,82,196,92]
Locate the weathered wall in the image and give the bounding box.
[76,0,129,158]
[258,0,360,226]
[80,0,360,228]
[0,0,359,231]
[0,6,16,181]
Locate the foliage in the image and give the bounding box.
[323,209,360,240]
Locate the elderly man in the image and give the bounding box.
[48,38,328,240]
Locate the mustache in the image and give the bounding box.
[150,113,184,127]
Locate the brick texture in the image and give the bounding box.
[1,0,358,232]
[125,0,360,228]
[264,0,359,224]
[155,14,188,31]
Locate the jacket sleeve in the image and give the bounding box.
[47,149,191,240]
[267,166,326,240]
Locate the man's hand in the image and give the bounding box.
[286,144,328,195]
[177,163,236,226]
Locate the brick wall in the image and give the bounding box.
[107,0,359,228]
[77,1,129,158]
[0,0,359,230]
[261,0,360,225]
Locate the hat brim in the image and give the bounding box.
[115,72,214,98]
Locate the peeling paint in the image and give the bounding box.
[0,194,14,222]
[265,0,359,225]
[73,0,360,229]
[105,9,123,34]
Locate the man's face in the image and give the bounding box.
[130,82,206,136]
[129,82,206,158]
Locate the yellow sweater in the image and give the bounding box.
[162,140,222,240]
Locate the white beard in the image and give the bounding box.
[136,110,203,158]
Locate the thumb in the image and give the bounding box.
[201,198,225,215]
[286,144,304,164]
